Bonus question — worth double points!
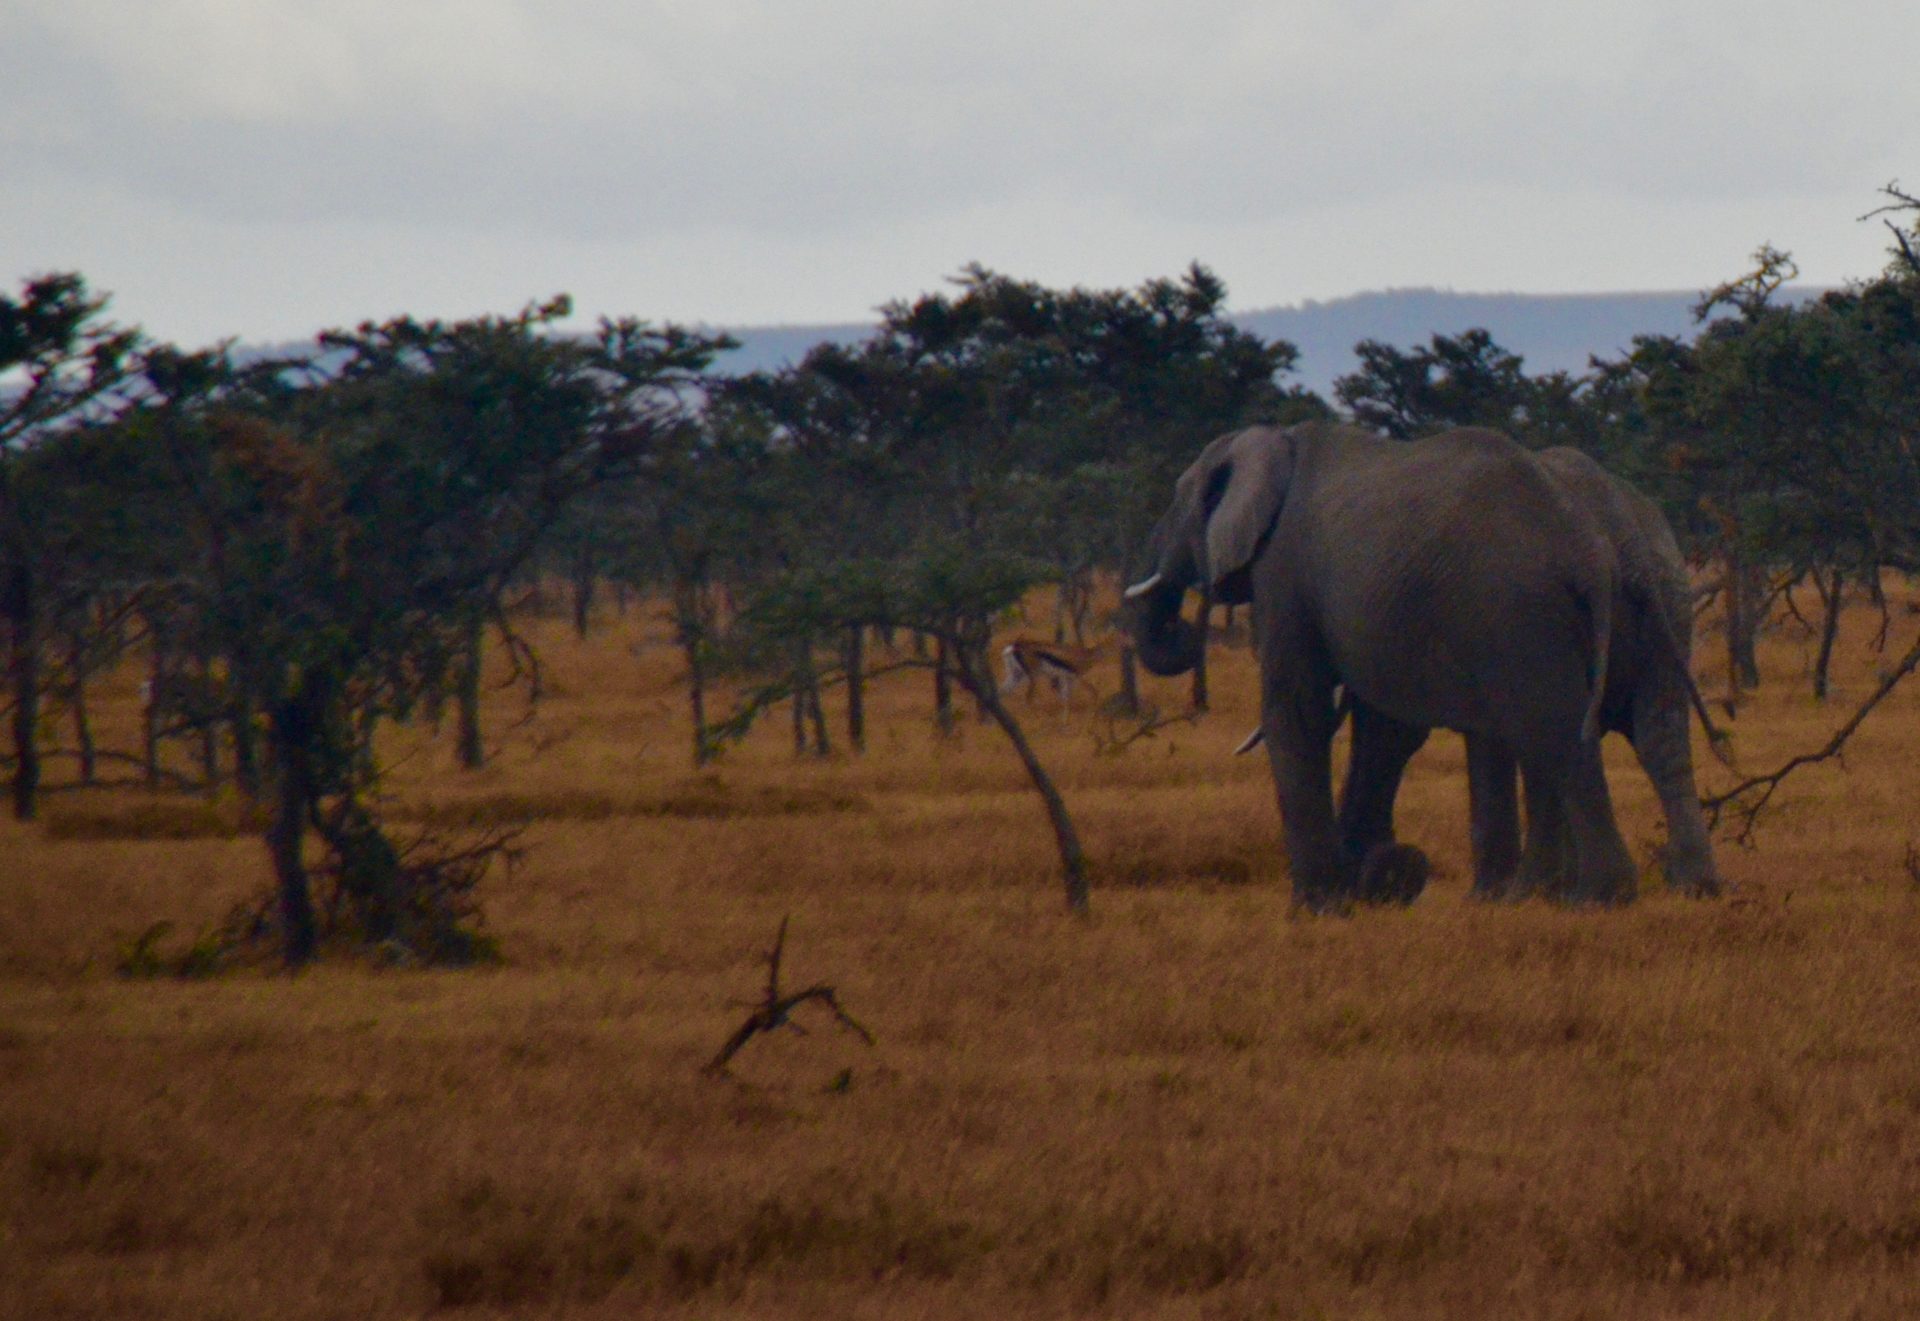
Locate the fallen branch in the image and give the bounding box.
[704,916,874,1075]
[1092,702,1203,756]
[1702,626,1920,844]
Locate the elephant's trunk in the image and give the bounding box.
[1123,578,1205,676]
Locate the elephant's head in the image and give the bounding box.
[1121,425,1296,676]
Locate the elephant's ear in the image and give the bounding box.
[1203,427,1294,592]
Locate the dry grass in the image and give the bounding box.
[6,586,1920,1318]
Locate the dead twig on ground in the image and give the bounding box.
[703,916,874,1076]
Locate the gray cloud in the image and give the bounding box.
[5,1,1914,342]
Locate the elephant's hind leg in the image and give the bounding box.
[1516,763,1572,899]
[1466,735,1524,899]
[1630,689,1722,897]
[1558,745,1639,906]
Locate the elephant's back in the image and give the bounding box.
[1295,429,1616,741]
[1313,428,1598,560]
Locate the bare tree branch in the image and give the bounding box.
[1091,701,1203,756]
[1861,181,1920,276]
[1702,627,1920,843]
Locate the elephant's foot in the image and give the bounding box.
[1289,881,1353,917]
[1357,843,1430,906]
[1561,862,1638,908]
[1665,869,1723,899]
[1661,847,1724,899]
[1469,873,1532,903]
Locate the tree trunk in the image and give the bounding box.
[226,656,262,800]
[67,638,96,787]
[791,675,807,756]
[685,634,710,768]
[570,552,596,638]
[8,623,40,820]
[265,684,322,969]
[673,575,714,767]
[1054,569,1091,647]
[1721,545,1761,703]
[1116,644,1141,718]
[455,610,485,769]
[196,653,220,789]
[933,634,955,735]
[230,694,261,800]
[950,645,1089,914]
[144,644,164,789]
[1190,588,1212,712]
[1737,562,1764,689]
[807,681,830,757]
[1813,567,1845,702]
[844,625,866,752]
[5,562,40,821]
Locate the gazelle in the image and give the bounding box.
[999,636,1103,710]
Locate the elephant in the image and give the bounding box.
[1461,447,1724,897]
[1123,421,1641,910]
[1232,446,1728,900]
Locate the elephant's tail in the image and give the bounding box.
[1643,581,1736,768]
[1579,572,1613,745]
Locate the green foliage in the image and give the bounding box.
[15,220,1920,947]
[1603,247,1920,574]
[0,272,142,445]
[1333,327,1577,443]
[79,299,736,964]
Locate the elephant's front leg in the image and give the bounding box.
[1339,701,1432,903]
[1337,700,1430,856]
[1262,685,1349,911]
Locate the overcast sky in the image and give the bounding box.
[5,1,1915,347]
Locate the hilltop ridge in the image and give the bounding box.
[711,286,1829,397]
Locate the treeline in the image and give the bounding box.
[4,189,1917,963]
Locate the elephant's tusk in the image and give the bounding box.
[1233,727,1264,755]
[1122,573,1163,599]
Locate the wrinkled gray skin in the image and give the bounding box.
[1320,448,1723,899]
[1461,447,1723,899]
[1125,422,1639,910]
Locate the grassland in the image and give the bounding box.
[5,588,1920,1319]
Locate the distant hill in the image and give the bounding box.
[710,287,1830,399]
[211,288,1828,404]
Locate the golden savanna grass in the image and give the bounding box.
[6,585,1920,1319]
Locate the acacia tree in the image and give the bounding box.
[1600,247,1920,702]
[1686,189,1920,830]
[1330,327,1592,445]
[0,274,141,818]
[714,355,905,753]
[840,264,1312,717]
[136,299,727,967]
[707,266,1316,908]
